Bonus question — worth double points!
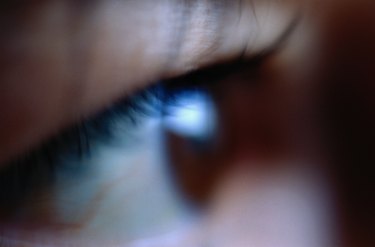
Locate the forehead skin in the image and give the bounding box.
[0,0,298,165]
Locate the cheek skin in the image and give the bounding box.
[0,0,297,165]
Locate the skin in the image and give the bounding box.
[0,0,297,165]
[0,0,374,246]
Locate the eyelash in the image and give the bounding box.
[0,54,266,216]
[0,74,214,215]
[0,11,299,219]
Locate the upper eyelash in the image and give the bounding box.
[0,84,168,214]
[0,53,268,215]
[0,10,300,216]
[0,78,212,215]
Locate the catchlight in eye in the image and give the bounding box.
[162,91,217,143]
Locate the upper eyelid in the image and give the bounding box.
[0,1,299,167]
[0,4,301,168]
[0,7,299,165]
[163,12,300,89]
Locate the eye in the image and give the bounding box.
[0,54,268,245]
[0,9,300,245]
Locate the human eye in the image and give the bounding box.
[0,51,273,246]
[0,0,318,246]
[0,35,293,244]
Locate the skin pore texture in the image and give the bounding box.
[0,0,374,246]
